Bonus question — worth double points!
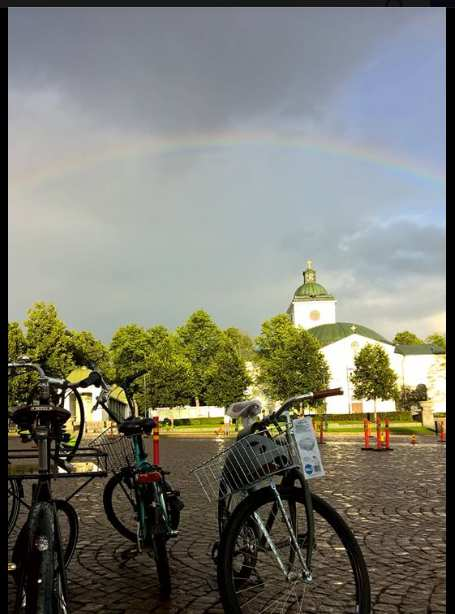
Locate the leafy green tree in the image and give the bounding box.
[224,327,255,362]
[8,322,32,408]
[138,327,193,413]
[110,324,154,383]
[397,384,428,412]
[393,331,423,345]
[205,337,251,407]
[8,321,27,360]
[350,344,399,420]
[24,302,75,377]
[176,310,224,406]
[256,314,330,404]
[70,330,114,380]
[425,333,446,352]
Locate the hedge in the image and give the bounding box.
[163,412,415,426]
[311,411,413,422]
[162,417,224,427]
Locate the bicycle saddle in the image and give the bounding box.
[10,403,71,428]
[227,399,262,419]
[119,417,157,436]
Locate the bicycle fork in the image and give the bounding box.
[253,482,312,583]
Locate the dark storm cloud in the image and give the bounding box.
[8,8,445,341]
[9,7,423,134]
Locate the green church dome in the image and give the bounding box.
[294,281,333,299]
[293,260,335,301]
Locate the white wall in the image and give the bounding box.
[319,335,446,415]
[321,335,398,414]
[154,406,226,419]
[292,300,336,329]
[63,385,128,423]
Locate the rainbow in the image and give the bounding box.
[9,130,445,191]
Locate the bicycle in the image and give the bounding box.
[8,358,87,538]
[8,360,107,613]
[192,388,371,613]
[88,368,184,598]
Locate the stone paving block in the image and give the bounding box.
[8,439,445,613]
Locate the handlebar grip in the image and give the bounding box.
[312,387,343,400]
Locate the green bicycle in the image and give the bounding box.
[89,369,184,598]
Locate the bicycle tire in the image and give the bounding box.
[56,385,85,463]
[104,472,178,543]
[14,502,55,614]
[8,478,21,536]
[218,486,371,614]
[152,533,172,597]
[103,471,137,542]
[13,499,79,572]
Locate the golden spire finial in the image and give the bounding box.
[306,259,313,270]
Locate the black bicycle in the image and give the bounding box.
[8,360,107,614]
[192,388,371,613]
[87,368,184,597]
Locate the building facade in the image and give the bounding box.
[288,262,446,414]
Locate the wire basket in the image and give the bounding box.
[90,428,135,474]
[191,428,300,502]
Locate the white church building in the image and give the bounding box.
[288,261,446,415]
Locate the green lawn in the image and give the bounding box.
[8,421,437,438]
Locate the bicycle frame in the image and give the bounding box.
[130,433,172,551]
[224,408,316,579]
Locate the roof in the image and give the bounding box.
[308,322,393,347]
[293,282,335,301]
[66,367,128,405]
[394,344,446,356]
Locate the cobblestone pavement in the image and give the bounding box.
[8,439,445,613]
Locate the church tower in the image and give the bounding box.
[288,260,336,329]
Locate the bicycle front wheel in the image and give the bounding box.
[13,499,79,571]
[14,502,55,614]
[218,486,371,614]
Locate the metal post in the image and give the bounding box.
[376,416,382,450]
[346,368,352,414]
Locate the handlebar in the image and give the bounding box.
[252,387,343,432]
[8,362,67,388]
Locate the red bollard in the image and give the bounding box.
[376,416,382,450]
[319,419,324,444]
[153,416,160,465]
[439,421,445,444]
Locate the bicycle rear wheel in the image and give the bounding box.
[218,486,371,614]
[8,478,21,536]
[152,533,171,597]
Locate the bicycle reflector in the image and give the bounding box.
[136,471,161,484]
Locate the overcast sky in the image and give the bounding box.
[9,7,445,343]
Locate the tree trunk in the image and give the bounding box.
[373,398,377,423]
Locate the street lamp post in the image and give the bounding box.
[346,367,354,414]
